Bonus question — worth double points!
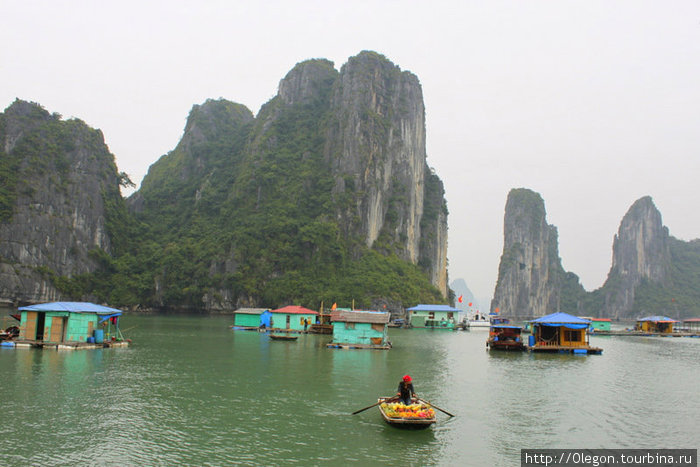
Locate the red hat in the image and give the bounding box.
[403,374,412,382]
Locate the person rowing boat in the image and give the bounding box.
[396,374,417,405]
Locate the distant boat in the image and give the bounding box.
[269,334,298,341]
[466,312,497,330]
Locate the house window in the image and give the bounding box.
[429,312,435,319]
[345,322,355,330]
[565,330,581,342]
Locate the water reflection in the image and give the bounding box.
[1,315,699,466]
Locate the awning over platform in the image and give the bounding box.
[637,315,677,323]
[18,302,123,315]
[530,312,591,329]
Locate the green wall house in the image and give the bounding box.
[588,318,611,332]
[269,306,318,332]
[406,304,460,329]
[15,302,124,348]
[328,310,390,349]
[232,308,271,329]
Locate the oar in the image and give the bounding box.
[352,396,398,415]
[418,398,455,418]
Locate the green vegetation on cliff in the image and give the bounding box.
[99,65,441,310]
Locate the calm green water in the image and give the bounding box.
[1,314,699,466]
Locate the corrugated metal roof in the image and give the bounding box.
[530,312,591,324]
[637,315,677,323]
[331,310,390,324]
[270,305,318,315]
[234,308,269,315]
[18,302,122,315]
[406,304,460,312]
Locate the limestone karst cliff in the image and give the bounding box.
[600,196,670,319]
[0,99,125,304]
[492,190,699,319]
[124,51,449,310]
[490,188,584,319]
[324,51,448,295]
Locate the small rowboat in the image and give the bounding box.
[377,397,436,429]
[269,334,298,341]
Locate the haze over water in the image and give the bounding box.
[1,314,698,466]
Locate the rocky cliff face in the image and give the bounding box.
[490,188,576,319]
[601,196,671,319]
[493,191,698,319]
[128,51,449,310]
[326,52,428,265]
[0,100,123,303]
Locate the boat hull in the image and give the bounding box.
[487,339,525,351]
[269,334,298,341]
[377,397,436,429]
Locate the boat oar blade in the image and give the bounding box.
[352,396,398,415]
[418,398,455,418]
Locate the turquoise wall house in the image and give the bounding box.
[269,306,318,331]
[589,318,611,332]
[232,308,270,328]
[406,304,459,329]
[329,310,390,348]
[17,302,122,344]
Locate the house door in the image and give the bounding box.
[24,311,37,340]
[49,317,66,343]
[24,311,46,341]
[286,315,291,329]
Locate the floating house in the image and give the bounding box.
[327,310,391,349]
[10,302,127,349]
[487,319,525,351]
[528,312,602,354]
[269,306,318,333]
[580,317,612,332]
[406,304,460,329]
[635,316,677,334]
[231,308,271,330]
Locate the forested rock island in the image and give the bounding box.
[0,51,449,313]
[2,52,698,318]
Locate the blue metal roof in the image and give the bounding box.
[407,304,461,312]
[529,312,590,324]
[18,302,123,315]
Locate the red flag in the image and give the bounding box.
[458,295,463,303]
[331,303,337,310]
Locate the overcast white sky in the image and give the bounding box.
[3,1,699,304]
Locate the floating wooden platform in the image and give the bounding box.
[590,330,700,338]
[327,342,392,350]
[527,345,602,355]
[309,324,332,334]
[8,340,129,350]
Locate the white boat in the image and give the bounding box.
[465,312,491,330]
